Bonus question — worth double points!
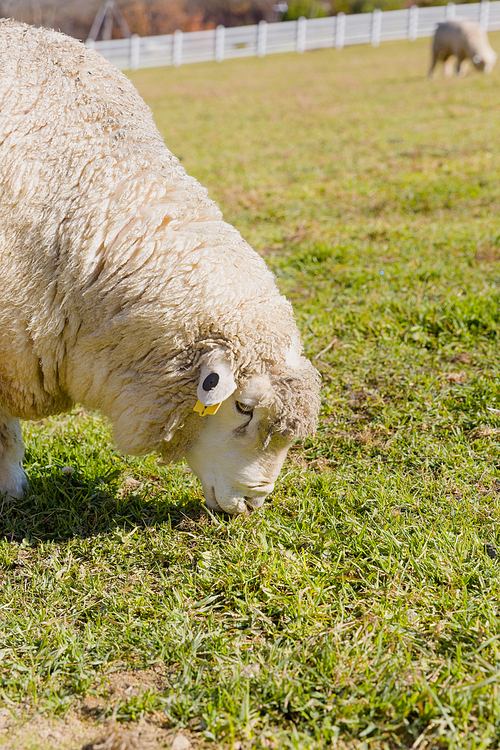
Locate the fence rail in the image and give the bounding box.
[86,0,500,71]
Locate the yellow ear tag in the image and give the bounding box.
[193,400,221,416]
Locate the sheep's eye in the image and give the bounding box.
[235,400,253,416]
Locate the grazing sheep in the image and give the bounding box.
[429,19,497,77]
[0,20,321,514]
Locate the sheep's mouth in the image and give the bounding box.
[244,497,257,514]
[206,487,263,515]
[244,495,269,513]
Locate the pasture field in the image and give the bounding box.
[2,33,500,749]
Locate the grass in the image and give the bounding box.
[3,34,500,749]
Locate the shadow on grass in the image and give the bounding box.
[0,467,209,544]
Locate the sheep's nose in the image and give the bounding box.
[242,484,275,510]
[244,495,267,511]
[243,483,275,498]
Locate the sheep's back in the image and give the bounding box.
[433,19,489,57]
[0,20,220,252]
[0,21,293,422]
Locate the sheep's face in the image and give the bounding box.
[185,375,293,514]
[484,49,497,73]
[473,49,497,73]
[472,54,486,71]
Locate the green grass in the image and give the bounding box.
[3,35,500,749]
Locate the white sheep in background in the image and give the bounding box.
[429,19,497,77]
[0,20,321,514]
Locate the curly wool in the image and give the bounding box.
[0,20,320,460]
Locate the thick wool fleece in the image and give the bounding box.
[0,21,320,461]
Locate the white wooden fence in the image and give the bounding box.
[86,0,500,71]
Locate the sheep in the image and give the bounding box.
[429,19,497,77]
[0,20,321,514]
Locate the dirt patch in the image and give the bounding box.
[0,668,202,750]
[0,713,199,750]
[287,451,332,475]
[353,426,390,448]
[118,477,145,497]
[475,244,500,264]
[82,720,194,750]
[173,509,212,532]
[80,666,172,721]
[106,668,170,699]
[442,370,468,384]
[470,424,500,439]
[0,712,109,750]
[449,352,471,365]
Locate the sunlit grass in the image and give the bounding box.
[3,34,500,748]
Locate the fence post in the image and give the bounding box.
[445,2,455,20]
[257,19,267,57]
[408,4,418,40]
[130,33,140,70]
[296,16,307,53]
[371,8,382,46]
[85,38,95,49]
[335,12,345,50]
[479,0,490,30]
[173,29,183,66]
[215,24,225,62]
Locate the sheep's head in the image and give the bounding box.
[484,48,497,73]
[183,350,321,514]
[473,48,497,73]
[472,53,486,71]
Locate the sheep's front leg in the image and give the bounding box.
[456,56,469,77]
[429,48,440,78]
[0,407,27,498]
[443,56,454,77]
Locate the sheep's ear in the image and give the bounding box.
[193,356,236,416]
